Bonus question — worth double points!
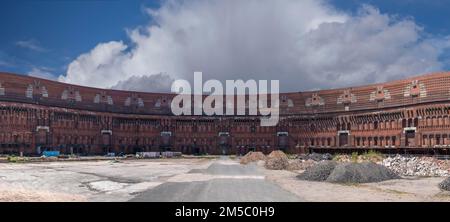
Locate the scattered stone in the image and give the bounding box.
[264,150,289,170]
[297,153,332,161]
[333,153,384,163]
[333,155,351,163]
[326,162,400,183]
[240,151,266,165]
[438,177,450,191]
[287,159,316,171]
[87,181,128,192]
[297,161,338,181]
[382,155,450,177]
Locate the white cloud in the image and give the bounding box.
[58,0,450,92]
[16,39,45,52]
[60,41,129,87]
[28,67,56,80]
[111,73,174,92]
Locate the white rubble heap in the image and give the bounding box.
[382,155,450,177]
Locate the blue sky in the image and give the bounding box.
[0,0,161,76]
[1,0,450,91]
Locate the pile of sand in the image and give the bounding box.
[297,161,400,183]
[240,151,266,165]
[439,177,450,191]
[264,150,289,170]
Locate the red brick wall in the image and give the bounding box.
[1,72,450,155]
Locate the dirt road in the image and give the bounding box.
[130,157,301,202]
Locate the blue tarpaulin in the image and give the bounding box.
[42,151,60,157]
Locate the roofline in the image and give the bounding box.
[1,71,449,96]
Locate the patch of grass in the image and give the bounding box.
[332,153,349,162]
[286,154,297,159]
[351,152,359,163]
[360,150,384,162]
[332,154,341,161]
[339,182,361,187]
[6,155,29,163]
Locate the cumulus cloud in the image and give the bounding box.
[111,73,174,92]
[58,0,450,92]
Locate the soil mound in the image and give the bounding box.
[264,150,289,170]
[240,151,266,165]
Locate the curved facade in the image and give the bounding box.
[1,71,450,155]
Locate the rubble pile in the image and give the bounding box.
[240,151,266,165]
[287,159,316,171]
[326,162,400,183]
[264,150,289,170]
[333,153,384,163]
[297,161,338,181]
[297,153,333,161]
[333,155,351,163]
[382,155,450,177]
[439,177,450,191]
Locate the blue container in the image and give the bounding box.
[42,151,60,157]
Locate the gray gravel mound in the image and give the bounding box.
[438,177,450,191]
[297,161,338,181]
[326,162,400,183]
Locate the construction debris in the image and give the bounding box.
[287,159,316,171]
[297,153,333,161]
[240,151,266,165]
[136,152,160,158]
[264,150,289,170]
[333,151,384,163]
[439,177,450,191]
[382,155,450,177]
[332,155,352,163]
[297,161,338,181]
[326,162,400,183]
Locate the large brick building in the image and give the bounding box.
[1,71,450,155]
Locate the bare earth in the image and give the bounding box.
[0,158,211,201]
[0,157,449,202]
